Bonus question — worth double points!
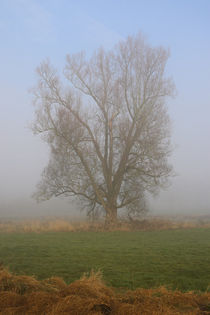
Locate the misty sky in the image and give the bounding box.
[0,0,210,218]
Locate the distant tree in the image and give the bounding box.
[32,33,175,226]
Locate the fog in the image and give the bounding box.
[0,0,210,218]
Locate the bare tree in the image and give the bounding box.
[32,33,175,226]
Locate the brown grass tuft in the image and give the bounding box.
[0,268,43,294]
[55,270,115,314]
[24,291,59,314]
[0,268,64,295]
[41,277,67,291]
[0,291,25,308]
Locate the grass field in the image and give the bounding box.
[0,228,210,292]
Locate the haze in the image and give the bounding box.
[0,0,210,218]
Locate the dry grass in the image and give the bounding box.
[1,215,210,233]
[0,267,210,314]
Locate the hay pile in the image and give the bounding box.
[0,268,210,314]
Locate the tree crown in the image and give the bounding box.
[32,33,175,223]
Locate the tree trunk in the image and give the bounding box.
[105,206,118,228]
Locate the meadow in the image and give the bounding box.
[1,228,210,292]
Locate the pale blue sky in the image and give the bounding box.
[0,0,210,217]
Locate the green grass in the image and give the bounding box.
[0,228,210,291]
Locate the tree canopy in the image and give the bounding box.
[32,33,175,225]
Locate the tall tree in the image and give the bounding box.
[32,34,175,226]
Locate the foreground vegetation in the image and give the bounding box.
[0,228,210,292]
[1,268,210,314]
